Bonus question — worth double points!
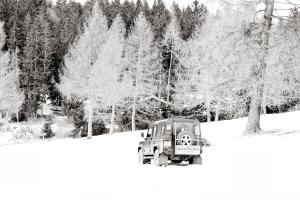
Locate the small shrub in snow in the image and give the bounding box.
[41,118,55,139]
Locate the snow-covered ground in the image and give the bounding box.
[0,116,74,146]
[1,111,300,200]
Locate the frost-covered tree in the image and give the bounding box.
[124,13,160,131]
[180,1,300,132]
[229,0,298,134]
[0,23,24,121]
[264,16,300,111]
[58,2,108,139]
[91,15,129,134]
[174,9,248,122]
[5,50,25,121]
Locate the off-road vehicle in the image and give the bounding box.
[138,118,202,166]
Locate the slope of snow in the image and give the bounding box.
[0,116,74,146]
[1,111,300,200]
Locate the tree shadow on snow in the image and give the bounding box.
[260,129,300,136]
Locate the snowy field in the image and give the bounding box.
[0,116,74,146]
[1,111,300,200]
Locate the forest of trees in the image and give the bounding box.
[0,0,299,137]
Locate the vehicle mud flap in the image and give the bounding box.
[152,150,168,166]
[191,155,202,165]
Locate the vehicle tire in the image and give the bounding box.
[190,155,202,165]
[152,150,168,166]
[138,149,146,164]
[177,130,195,145]
[152,150,161,166]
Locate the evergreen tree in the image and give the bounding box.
[106,0,121,27]
[21,11,55,119]
[41,117,54,139]
[120,0,136,37]
[163,5,183,104]
[149,0,170,42]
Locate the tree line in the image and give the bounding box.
[0,0,299,137]
[0,0,207,131]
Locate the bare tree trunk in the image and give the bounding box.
[206,98,211,122]
[262,104,267,115]
[167,39,174,103]
[41,101,44,116]
[158,65,163,119]
[16,107,19,123]
[109,104,115,134]
[158,65,163,100]
[5,111,9,122]
[244,0,274,134]
[215,100,220,122]
[207,108,211,122]
[132,94,137,132]
[245,86,263,133]
[87,100,93,139]
[131,43,142,132]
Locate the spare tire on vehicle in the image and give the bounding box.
[177,130,195,145]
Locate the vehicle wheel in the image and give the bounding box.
[177,130,195,145]
[190,155,202,165]
[152,150,161,166]
[138,149,146,164]
[152,150,168,166]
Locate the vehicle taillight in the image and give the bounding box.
[195,124,200,136]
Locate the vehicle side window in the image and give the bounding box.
[147,128,152,136]
[166,124,172,134]
[166,124,172,130]
[161,125,165,135]
[156,125,161,136]
[152,126,157,138]
[155,125,165,137]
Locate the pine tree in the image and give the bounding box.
[120,0,136,37]
[163,5,183,104]
[41,117,54,139]
[58,2,108,139]
[149,0,170,42]
[106,0,121,27]
[8,18,19,50]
